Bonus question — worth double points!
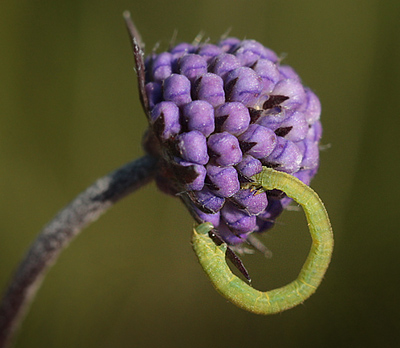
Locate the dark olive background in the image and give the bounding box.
[1,0,399,347]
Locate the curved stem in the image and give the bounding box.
[0,155,158,348]
[192,167,333,315]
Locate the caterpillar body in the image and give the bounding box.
[192,167,333,314]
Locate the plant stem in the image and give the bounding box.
[0,155,158,348]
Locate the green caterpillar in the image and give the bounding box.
[192,167,333,315]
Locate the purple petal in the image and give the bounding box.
[231,189,268,215]
[170,42,196,54]
[272,78,306,110]
[225,67,263,107]
[177,131,209,165]
[293,168,316,186]
[261,137,302,173]
[206,164,240,197]
[279,65,301,81]
[197,44,223,62]
[306,120,323,142]
[191,204,221,227]
[216,223,248,245]
[209,53,241,80]
[208,132,242,166]
[297,139,319,170]
[190,187,225,213]
[303,88,321,124]
[150,101,181,140]
[252,59,281,93]
[176,160,207,191]
[182,100,215,136]
[179,54,208,82]
[214,102,250,136]
[170,43,196,72]
[235,155,263,178]
[233,40,279,66]
[151,52,173,82]
[221,202,257,233]
[238,124,277,158]
[194,73,225,107]
[258,109,308,142]
[217,37,241,52]
[163,74,192,106]
[257,198,284,222]
[145,82,162,109]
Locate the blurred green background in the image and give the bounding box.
[1,0,399,347]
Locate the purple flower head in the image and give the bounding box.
[141,34,323,246]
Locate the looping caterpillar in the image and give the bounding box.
[192,167,333,315]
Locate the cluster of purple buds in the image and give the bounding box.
[142,37,322,246]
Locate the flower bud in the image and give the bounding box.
[142,36,323,245]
